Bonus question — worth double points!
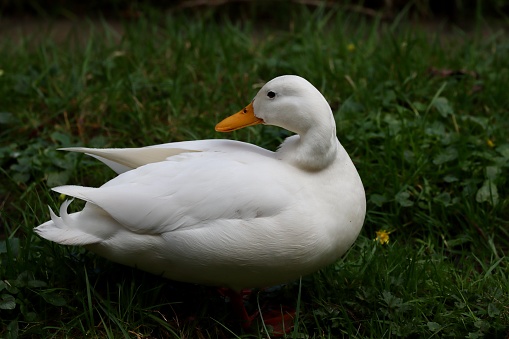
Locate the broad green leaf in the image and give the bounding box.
[0,238,20,256]
[47,171,70,187]
[27,280,48,288]
[433,97,454,117]
[495,143,509,159]
[381,291,403,308]
[382,90,396,107]
[41,291,67,307]
[476,180,499,205]
[446,235,471,247]
[50,131,72,146]
[338,97,364,115]
[24,312,37,322]
[488,302,501,317]
[12,172,30,184]
[0,112,14,124]
[6,319,19,339]
[443,175,458,182]
[395,191,413,207]
[370,194,388,207]
[434,192,451,206]
[0,294,16,310]
[433,147,458,165]
[5,284,19,294]
[485,166,501,180]
[412,101,427,112]
[427,322,441,332]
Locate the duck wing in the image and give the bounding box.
[62,139,270,174]
[52,149,298,237]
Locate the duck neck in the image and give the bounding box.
[277,125,338,172]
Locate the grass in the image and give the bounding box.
[1,3,509,338]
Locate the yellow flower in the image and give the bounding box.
[486,139,495,148]
[347,43,355,52]
[375,230,391,245]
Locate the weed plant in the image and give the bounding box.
[1,4,508,338]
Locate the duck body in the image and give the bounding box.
[35,75,366,290]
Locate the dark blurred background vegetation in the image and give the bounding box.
[1,0,508,22]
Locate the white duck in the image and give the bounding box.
[35,75,366,292]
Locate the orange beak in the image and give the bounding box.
[215,101,264,132]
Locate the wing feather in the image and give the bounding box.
[59,147,199,174]
[60,139,271,174]
[52,151,298,236]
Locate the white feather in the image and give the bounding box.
[34,75,366,290]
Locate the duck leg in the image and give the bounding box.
[220,288,295,334]
[220,288,258,329]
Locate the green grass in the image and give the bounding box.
[1,4,509,338]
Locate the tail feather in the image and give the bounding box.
[34,200,103,246]
[51,185,95,203]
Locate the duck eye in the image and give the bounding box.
[267,91,276,99]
